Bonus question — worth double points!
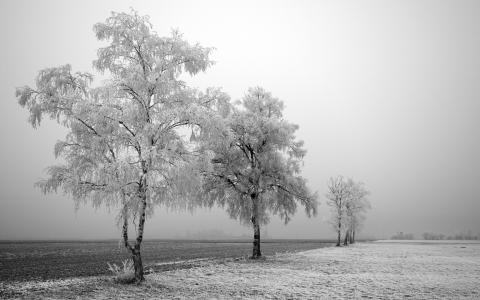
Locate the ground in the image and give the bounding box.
[0,240,327,281]
[1,241,479,299]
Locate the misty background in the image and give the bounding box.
[0,0,479,240]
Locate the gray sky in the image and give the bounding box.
[1,0,479,240]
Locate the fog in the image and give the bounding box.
[0,0,479,240]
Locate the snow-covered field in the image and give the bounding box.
[1,241,479,299]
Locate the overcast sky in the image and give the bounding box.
[0,0,479,240]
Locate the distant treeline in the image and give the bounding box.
[422,230,480,240]
[391,230,480,240]
[391,232,415,240]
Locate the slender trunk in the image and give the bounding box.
[123,219,143,282]
[336,220,341,247]
[132,177,147,283]
[121,193,132,252]
[252,218,261,258]
[344,229,349,246]
[351,230,355,244]
[132,245,144,282]
[120,193,145,283]
[121,169,147,283]
[251,194,261,259]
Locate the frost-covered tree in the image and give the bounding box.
[326,176,351,246]
[345,182,370,244]
[16,10,227,282]
[200,87,318,258]
[326,176,370,246]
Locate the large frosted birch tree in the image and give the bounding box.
[16,10,227,282]
[200,87,318,258]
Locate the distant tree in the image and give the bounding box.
[422,232,445,240]
[326,176,350,246]
[326,176,370,246]
[16,10,227,282]
[199,87,318,258]
[391,232,415,240]
[344,181,370,244]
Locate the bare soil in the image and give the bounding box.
[0,239,330,282]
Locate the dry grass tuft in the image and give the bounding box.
[107,259,135,284]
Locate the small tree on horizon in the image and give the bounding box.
[344,181,370,245]
[326,176,370,246]
[199,87,318,258]
[326,176,350,246]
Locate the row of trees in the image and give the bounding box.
[391,232,415,240]
[442,231,480,240]
[392,231,480,240]
[17,10,372,283]
[423,230,480,240]
[325,176,370,247]
[16,10,319,283]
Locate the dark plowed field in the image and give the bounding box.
[0,239,334,282]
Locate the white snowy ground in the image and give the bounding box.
[1,241,479,299]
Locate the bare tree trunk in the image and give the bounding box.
[252,218,261,258]
[343,229,348,246]
[120,170,148,283]
[123,222,144,283]
[336,220,341,247]
[132,179,147,283]
[351,230,355,244]
[251,194,262,259]
[121,197,131,251]
[132,245,144,282]
[120,194,144,283]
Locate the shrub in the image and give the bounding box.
[107,259,135,284]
